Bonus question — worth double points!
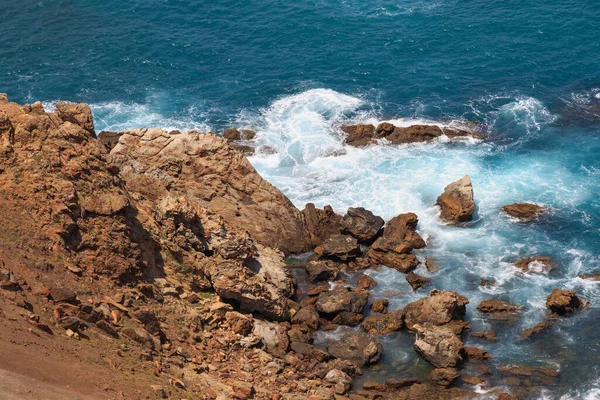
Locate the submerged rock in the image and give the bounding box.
[326,332,383,366]
[405,272,431,290]
[514,256,557,274]
[502,203,548,222]
[471,330,497,342]
[429,367,460,387]
[341,207,385,243]
[477,299,523,320]
[546,288,586,314]
[520,321,552,340]
[579,272,600,281]
[436,175,475,224]
[305,260,339,282]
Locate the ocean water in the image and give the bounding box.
[2,0,600,397]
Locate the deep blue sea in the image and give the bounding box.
[2,1,600,398]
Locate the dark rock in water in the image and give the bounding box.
[425,257,440,273]
[413,325,464,368]
[436,175,475,224]
[362,310,403,335]
[405,272,431,290]
[579,272,600,281]
[291,306,320,330]
[341,124,376,147]
[332,311,364,326]
[520,321,552,340]
[305,260,339,282]
[403,289,469,334]
[514,256,557,274]
[223,128,256,141]
[341,121,484,147]
[385,378,421,390]
[477,299,523,320]
[390,383,475,399]
[502,203,548,222]
[471,330,496,342]
[498,393,524,400]
[498,364,559,378]
[314,234,360,261]
[546,288,586,314]
[315,286,369,317]
[356,273,377,289]
[429,367,460,387]
[480,279,496,288]
[462,376,486,386]
[230,143,255,155]
[362,381,386,391]
[368,213,425,273]
[463,346,492,361]
[341,207,385,243]
[326,332,382,366]
[371,298,389,314]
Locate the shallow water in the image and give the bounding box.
[2,0,600,397]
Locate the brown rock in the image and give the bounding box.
[314,234,361,261]
[332,311,364,326]
[436,176,475,224]
[362,381,386,391]
[55,102,95,134]
[225,311,254,336]
[520,321,552,340]
[315,286,369,317]
[49,287,78,304]
[305,260,339,282]
[403,289,469,333]
[546,288,586,314]
[471,330,496,342]
[477,299,523,319]
[362,310,403,335]
[370,299,389,314]
[123,327,161,350]
[356,274,377,290]
[413,325,464,368]
[384,378,420,390]
[425,257,440,273]
[326,332,383,366]
[300,203,344,249]
[498,394,523,400]
[223,128,256,142]
[514,256,557,274]
[252,319,290,357]
[429,368,460,387]
[462,376,486,385]
[405,272,431,291]
[579,272,600,281]
[502,203,547,222]
[291,306,320,330]
[325,369,352,395]
[462,346,491,361]
[341,124,376,147]
[341,207,384,243]
[98,131,123,151]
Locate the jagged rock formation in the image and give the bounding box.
[436,175,475,224]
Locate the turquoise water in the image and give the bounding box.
[2,0,600,397]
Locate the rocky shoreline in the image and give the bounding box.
[0,94,592,399]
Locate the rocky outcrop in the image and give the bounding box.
[436,176,475,224]
[477,299,523,320]
[340,207,384,243]
[371,298,389,314]
[341,122,484,147]
[405,272,431,290]
[403,289,469,334]
[413,324,464,368]
[315,286,369,319]
[520,321,552,340]
[502,203,547,222]
[300,203,343,249]
[326,332,383,366]
[514,256,557,274]
[429,367,460,387]
[304,260,339,282]
[314,234,360,261]
[362,310,403,335]
[55,102,95,135]
[368,213,425,273]
[222,128,256,141]
[546,289,586,314]
[108,127,310,254]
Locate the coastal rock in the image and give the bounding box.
[222,128,256,141]
[332,311,364,326]
[315,286,369,317]
[413,325,464,368]
[429,368,460,387]
[546,288,586,314]
[341,124,377,147]
[314,234,360,261]
[341,207,384,243]
[291,306,320,330]
[300,203,343,249]
[98,131,123,151]
[371,299,389,314]
[108,128,310,253]
[55,102,95,135]
[368,213,425,273]
[520,321,552,340]
[325,369,352,394]
[326,332,383,366]
[463,346,492,362]
[305,260,339,282]
[252,319,290,357]
[356,274,377,289]
[477,299,523,320]
[403,289,469,333]
[502,203,547,222]
[579,272,600,281]
[471,330,496,342]
[361,310,403,335]
[425,257,440,273]
[514,256,557,274]
[405,272,431,290]
[436,176,475,224]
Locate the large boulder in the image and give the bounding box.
[368,213,426,273]
[341,207,384,243]
[403,289,469,334]
[315,286,369,317]
[514,256,557,274]
[55,102,95,135]
[305,260,339,282]
[314,234,360,261]
[362,310,403,335]
[300,203,343,249]
[436,176,475,224]
[413,325,464,368]
[502,203,547,223]
[326,332,383,366]
[341,124,377,147]
[546,289,586,314]
[108,128,310,254]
